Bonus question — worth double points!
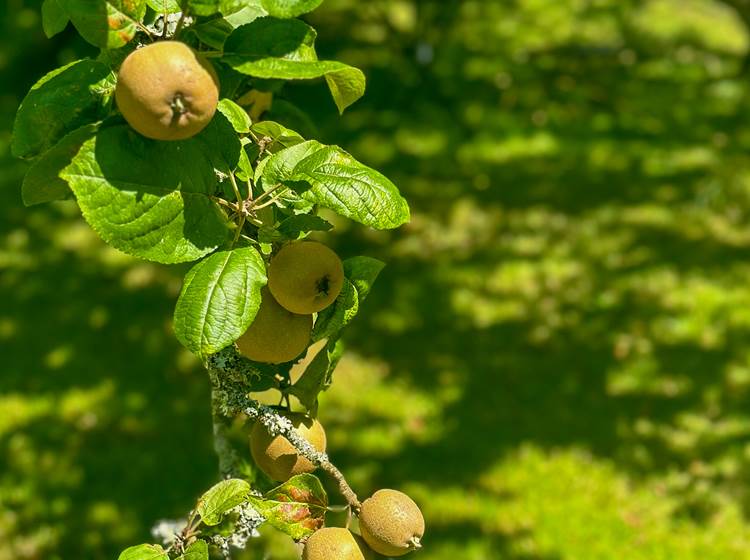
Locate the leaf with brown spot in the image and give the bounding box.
[61,0,147,48]
[247,474,328,541]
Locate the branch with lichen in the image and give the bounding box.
[206,346,362,512]
[211,387,242,478]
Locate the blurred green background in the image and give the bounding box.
[5,0,750,558]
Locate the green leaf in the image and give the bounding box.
[191,5,267,48]
[191,18,233,49]
[248,474,327,540]
[257,226,285,244]
[292,258,382,411]
[61,124,230,264]
[257,214,331,243]
[60,0,147,48]
[259,140,321,188]
[225,3,267,23]
[223,18,365,112]
[174,247,267,357]
[251,120,304,153]
[294,145,409,229]
[261,0,322,18]
[224,17,316,66]
[42,0,69,37]
[343,256,385,303]
[265,474,327,505]
[187,0,220,16]
[312,256,383,342]
[118,544,168,560]
[218,98,252,133]
[243,360,282,392]
[188,0,263,17]
[277,214,332,238]
[262,140,410,229]
[12,59,114,159]
[311,279,357,343]
[22,123,100,206]
[176,540,209,560]
[236,138,254,181]
[324,68,366,115]
[198,478,252,526]
[97,43,138,71]
[199,111,244,174]
[145,0,181,13]
[218,67,249,106]
[290,339,343,413]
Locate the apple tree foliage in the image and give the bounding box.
[11,0,410,557]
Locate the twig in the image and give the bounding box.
[251,194,285,211]
[206,347,362,512]
[137,22,155,40]
[250,183,284,206]
[162,3,169,39]
[210,196,235,210]
[231,213,246,247]
[173,2,189,38]
[240,234,260,245]
[248,184,287,212]
[229,172,243,204]
[211,387,242,477]
[250,404,361,511]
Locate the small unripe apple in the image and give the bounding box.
[302,527,373,560]
[358,489,425,557]
[115,41,219,141]
[250,410,326,481]
[268,241,344,314]
[236,288,312,364]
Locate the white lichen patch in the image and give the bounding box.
[151,518,187,546]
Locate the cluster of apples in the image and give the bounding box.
[114,40,425,559]
[243,243,425,557]
[236,240,344,364]
[116,44,342,365]
[303,485,425,559]
[252,411,425,559]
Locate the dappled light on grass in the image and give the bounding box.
[298,0,750,556]
[0,193,215,558]
[321,353,452,457]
